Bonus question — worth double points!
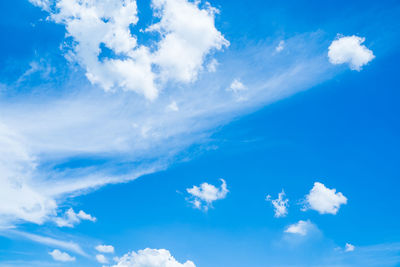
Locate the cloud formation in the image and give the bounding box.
[30,0,228,100]
[266,190,289,218]
[111,248,195,267]
[0,12,337,227]
[328,35,375,71]
[186,179,228,211]
[284,220,316,236]
[302,182,347,215]
[5,230,86,256]
[49,249,76,262]
[54,208,96,227]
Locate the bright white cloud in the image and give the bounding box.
[111,248,195,267]
[284,220,315,236]
[54,208,96,227]
[30,0,228,100]
[96,244,115,254]
[302,182,347,215]
[328,35,375,71]
[266,190,289,218]
[186,179,228,211]
[275,40,285,52]
[96,254,108,264]
[49,249,76,262]
[345,243,355,252]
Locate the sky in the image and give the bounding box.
[0,0,399,266]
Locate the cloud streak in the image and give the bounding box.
[0,1,341,228]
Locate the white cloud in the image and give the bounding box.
[266,190,289,218]
[275,40,285,52]
[96,254,108,264]
[49,249,76,262]
[284,220,315,236]
[228,79,247,93]
[0,31,338,227]
[30,0,228,100]
[5,230,86,256]
[302,182,347,215]
[96,244,115,254]
[0,123,56,226]
[28,0,50,11]
[345,243,355,252]
[111,248,195,267]
[186,179,228,211]
[54,208,96,228]
[328,35,375,71]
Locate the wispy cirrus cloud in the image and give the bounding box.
[2,230,87,256]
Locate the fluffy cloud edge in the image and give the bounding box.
[302,182,347,215]
[328,35,375,71]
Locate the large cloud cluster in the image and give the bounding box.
[30,0,228,100]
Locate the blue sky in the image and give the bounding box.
[0,0,399,266]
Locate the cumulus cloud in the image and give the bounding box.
[186,179,228,211]
[111,248,195,267]
[96,244,115,254]
[328,35,375,71]
[284,220,315,236]
[49,249,76,262]
[30,0,228,100]
[266,190,289,218]
[54,208,96,227]
[345,243,355,252]
[302,182,347,215]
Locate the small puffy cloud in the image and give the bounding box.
[328,35,375,71]
[49,249,76,262]
[54,208,96,228]
[228,79,247,93]
[96,244,115,254]
[266,190,289,218]
[284,220,315,236]
[96,254,108,264]
[275,40,285,52]
[345,243,355,252]
[302,182,347,215]
[186,179,228,211]
[111,248,195,267]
